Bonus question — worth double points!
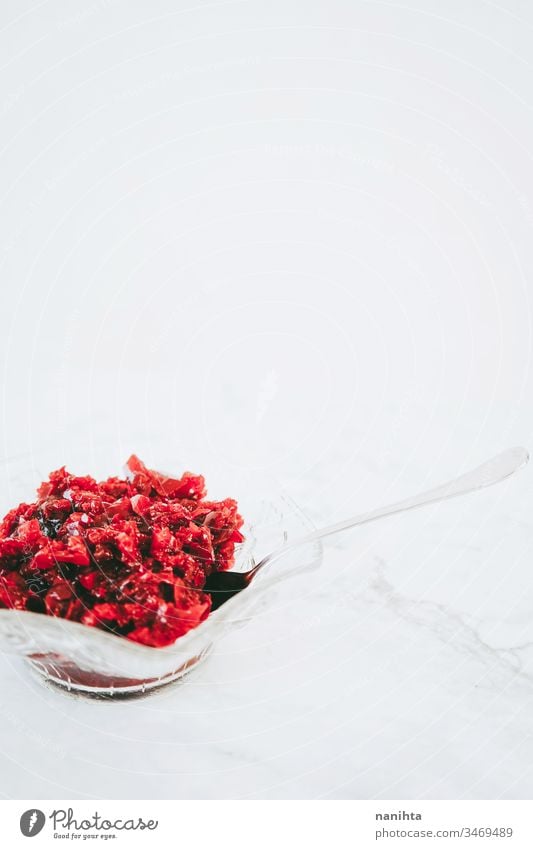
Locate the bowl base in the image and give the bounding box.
[26,648,212,699]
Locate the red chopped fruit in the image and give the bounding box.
[0,457,244,647]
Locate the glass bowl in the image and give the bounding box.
[0,451,322,698]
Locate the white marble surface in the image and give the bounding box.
[0,0,533,799]
[2,455,533,800]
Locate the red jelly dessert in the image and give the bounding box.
[0,457,244,647]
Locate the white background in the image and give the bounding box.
[0,0,533,800]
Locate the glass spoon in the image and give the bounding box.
[205,446,529,610]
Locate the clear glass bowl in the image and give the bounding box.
[0,451,322,698]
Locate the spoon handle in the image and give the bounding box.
[254,447,529,573]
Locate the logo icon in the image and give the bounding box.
[20,809,46,837]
